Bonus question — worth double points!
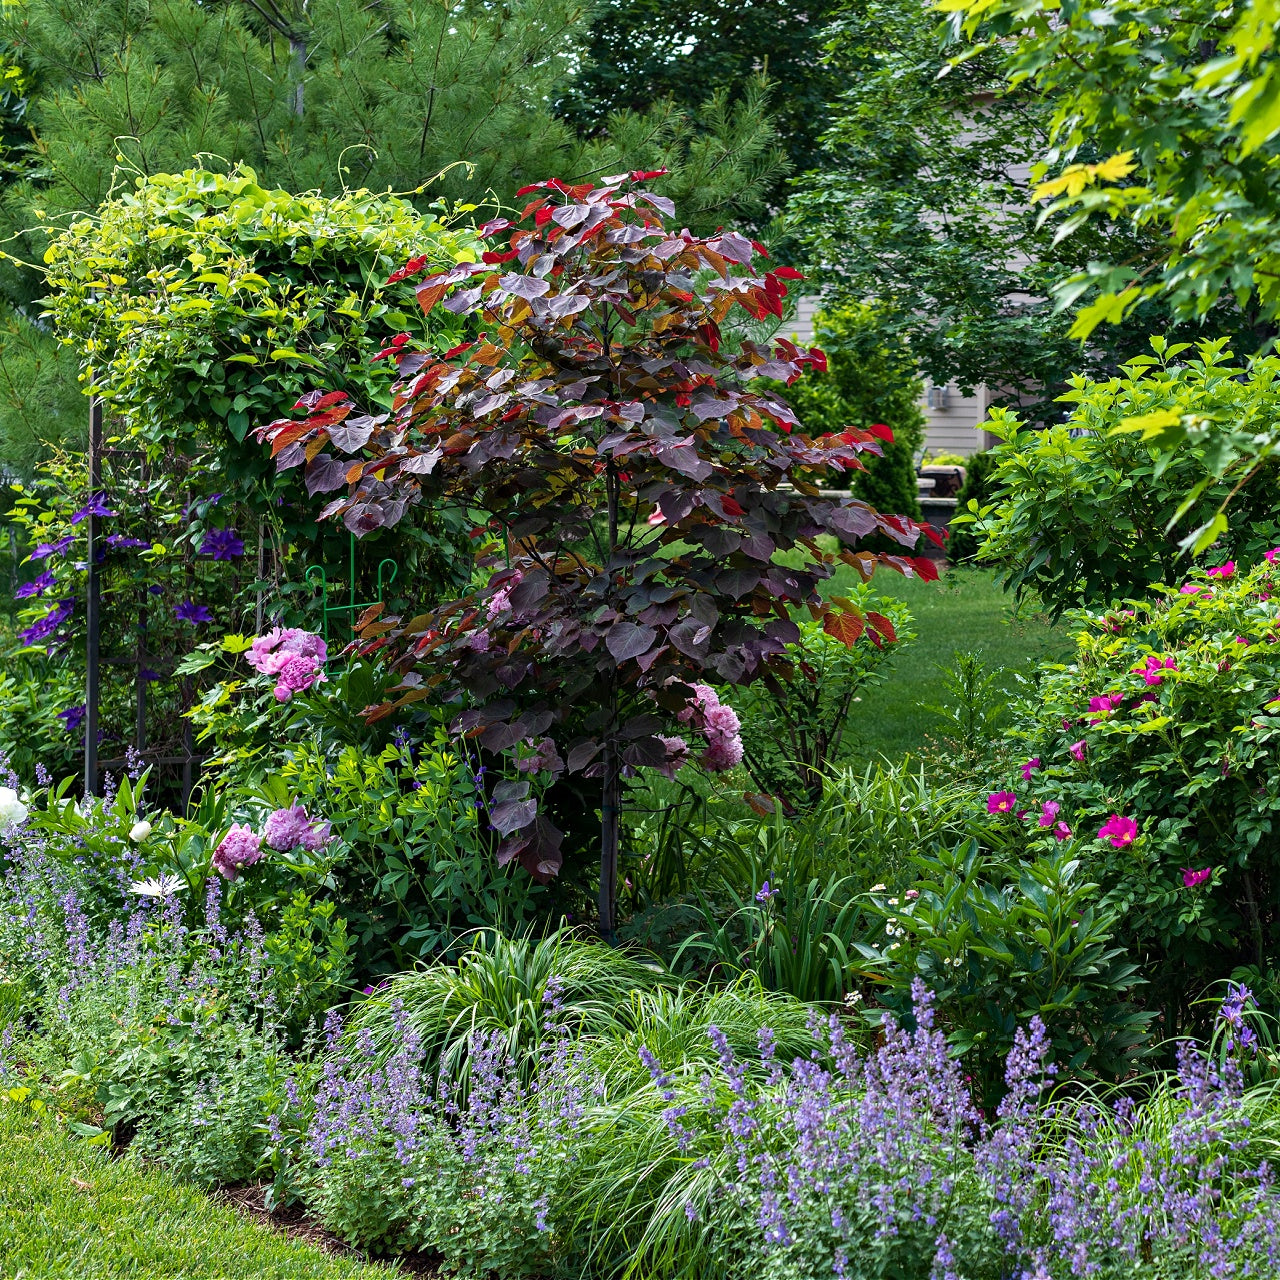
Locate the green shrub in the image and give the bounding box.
[946,448,999,563]
[784,301,925,522]
[991,556,1280,1031]
[855,839,1152,1101]
[954,340,1280,613]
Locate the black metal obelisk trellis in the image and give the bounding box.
[83,395,103,797]
[83,394,207,809]
[81,393,402,809]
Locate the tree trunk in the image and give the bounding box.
[598,742,621,944]
[290,36,306,118]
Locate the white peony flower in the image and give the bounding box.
[0,787,28,828]
[129,820,152,842]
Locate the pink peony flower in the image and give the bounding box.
[1037,800,1060,827]
[485,569,524,620]
[246,628,327,701]
[263,804,330,853]
[212,823,262,881]
[655,735,690,778]
[1181,867,1212,889]
[1098,814,1139,848]
[675,685,745,774]
[700,732,744,773]
[1207,562,1235,579]
[1053,820,1072,841]
[1069,740,1087,762]
[1021,757,1040,781]
[987,791,1017,815]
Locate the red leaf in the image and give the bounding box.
[750,239,770,258]
[515,183,545,198]
[721,495,745,518]
[630,168,668,181]
[909,556,940,582]
[774,266,804,281]
[416,281,448,315]
[535,206,554,228]
[867,611,897,644]
[822,610,866,647]
[868,422,895,443]
[440,340,476,360]
[482,248,520,265]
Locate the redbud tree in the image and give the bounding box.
[258,172,940,938]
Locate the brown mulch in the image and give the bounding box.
[212,1183,441,1277]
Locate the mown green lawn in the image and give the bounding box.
[0,1104,398,1280]
[829,565,1074,763]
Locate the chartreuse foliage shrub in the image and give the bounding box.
[956,340,1280,614]
[985,555,1280,1030]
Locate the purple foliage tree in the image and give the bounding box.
[258,172,941,937]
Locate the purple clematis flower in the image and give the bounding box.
[19,598,74,646]
[106,534,151,550]
[16,569,55,599]
[69,494,115,524]
[57,704,86,733]
[199,527,245,560]
[174,601,212,625]
[31,535,75,561]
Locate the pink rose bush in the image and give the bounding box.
[245,628,327,701]
[994,552,1280,1024]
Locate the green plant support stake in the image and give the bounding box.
[304,533,399,657]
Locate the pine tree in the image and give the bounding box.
[0,0,784,467]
